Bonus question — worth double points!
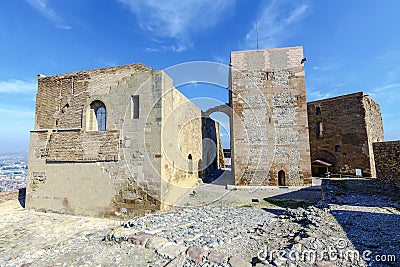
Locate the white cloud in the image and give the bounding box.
[117,0,235,51]
[145,43,192,53]
[312,64,338,71]
[0,106,35,119]
[307,90,331,101]
[26,0,71,30]
[373,83,400,92]
[0,79,37,94]
[243,0,309,49]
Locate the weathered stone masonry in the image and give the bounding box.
[373,141,400,187]
[230,47,312,186]
[307,92,384,177]
[27,63,208,218]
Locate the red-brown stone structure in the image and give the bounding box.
[373,141,400,187]
[307,92,384,177]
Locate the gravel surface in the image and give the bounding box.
[0,178,399,267]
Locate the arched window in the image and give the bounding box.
[315,107,321,115]
[86,101,106,131]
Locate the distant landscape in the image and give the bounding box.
[0,151,27,192]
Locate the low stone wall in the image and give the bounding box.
[0,188,25,204]
[373,141,400,187]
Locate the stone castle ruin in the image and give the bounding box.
[27,46,390,218]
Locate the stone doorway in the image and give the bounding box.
[278,170,286,186]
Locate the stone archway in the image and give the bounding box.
[203,104,232,119]
[202,104,233,185]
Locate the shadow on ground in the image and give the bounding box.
[18,188,26,208]
[261,186,322,209]
[322,179,400,266]
[203,168,233,185]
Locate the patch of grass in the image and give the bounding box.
[235,200,278,208]
[235,198,318,209]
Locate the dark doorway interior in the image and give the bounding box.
[278,170,286,186]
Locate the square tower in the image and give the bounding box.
[230,46,312,186]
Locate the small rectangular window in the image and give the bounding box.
[316,121,323,139]
[131,95,139,119]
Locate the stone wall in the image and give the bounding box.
[373,141,400,187]
[230,47,312,186]
[307,92,383,177]
[44,130,120,162]
[159,75,203,207]
[201,117,219,178]
[364,96,385,177]
[0,189,25,204]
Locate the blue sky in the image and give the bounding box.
[0,0,399,152]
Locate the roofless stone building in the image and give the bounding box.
[27,64,221,217]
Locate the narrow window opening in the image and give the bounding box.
[335,145,341,152]
[71,77,75,95]
[316,107,321,115]
[132,95,139,119]
[188,154,193,174]
[316,121,323,139]
[198,159,203,179]
[96,107,106,131]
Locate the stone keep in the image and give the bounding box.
[229,47,312,186]
[308,92,384,177]
[27,63,205,218]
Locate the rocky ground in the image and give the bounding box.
[0,178,399,267]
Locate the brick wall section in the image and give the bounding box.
[307,92,383,177]
[230,47,312,186]
[373,141,400,187]
[45,130,120,162]
[35,64,152,130]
